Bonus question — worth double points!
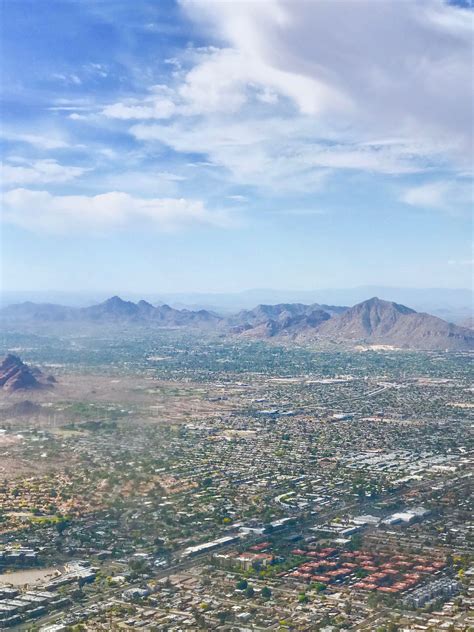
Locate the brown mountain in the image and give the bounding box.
[229,302,345,325]
[305,297,474,350]
[0,355,54,392]
[239,308,332,339]
[227,302,345,336]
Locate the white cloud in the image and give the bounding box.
[401,180,473,210]
[2,189,229,233]
[3,132,70,150]
[85,63,109,78]
[102,47,330,120]
[51,72,82,85]
[1,159,88,185]
[102,85,176,120]
[92,170,187,197]
[103,45,343,121]
[179,0,472,165]
[103,98,175,120]
[176,47,343,117]
[98,0,471,194]
[401,181,450,208]
[130,115,425,192]
[68,113,89,121]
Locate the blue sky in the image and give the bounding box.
[1,0,472,293]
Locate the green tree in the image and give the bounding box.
[261,586,272,600]
[217,610,231,624]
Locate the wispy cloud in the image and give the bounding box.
[3,189,230,233]
[1,159,88,185]
[130,116,422,192]
[103,97,175,120]
[3,132,71,150]
[51,72,82,86]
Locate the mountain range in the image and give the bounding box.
[1,295,472,351]
[1,286,472,323]
[0,296,220,327]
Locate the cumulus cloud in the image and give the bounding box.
[176,47,343,116]
[2,189,228,233]
[179,0,472,164]
[103,46,335,120]
[98,0,472,193]
[1,159,88,185]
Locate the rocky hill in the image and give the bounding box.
[302,297,474,350]
[232,297,473,350]
[0,355,55,392]
[316,297,416,339]
[238,308,333,339]
[227,302,346,334]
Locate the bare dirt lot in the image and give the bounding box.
[0,372,238,428]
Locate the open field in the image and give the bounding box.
[0,372,239,429]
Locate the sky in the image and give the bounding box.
[1,0,473,294]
